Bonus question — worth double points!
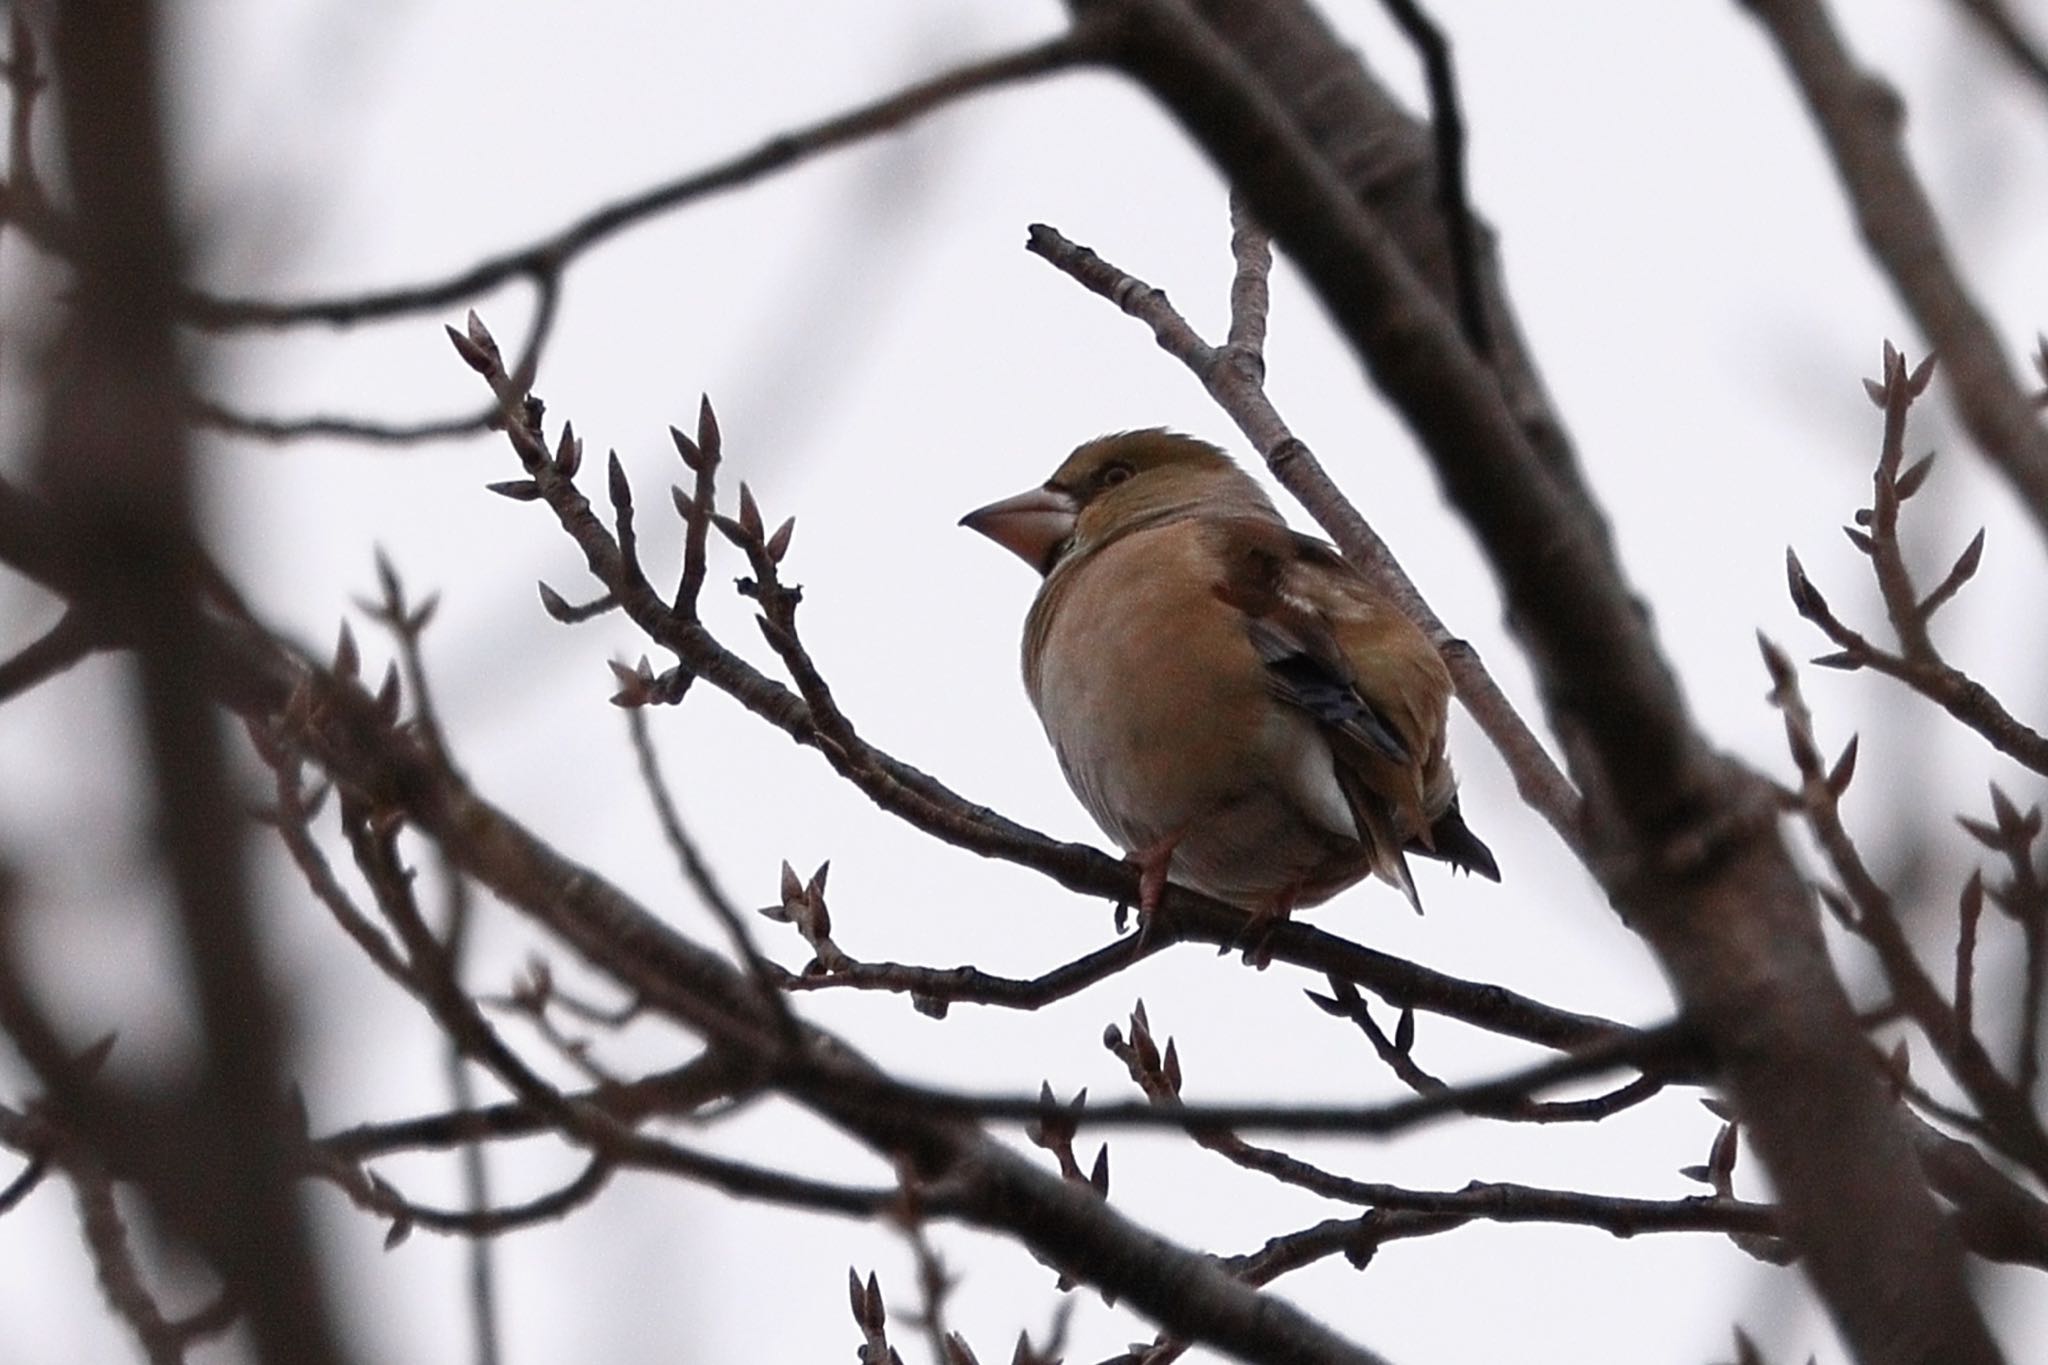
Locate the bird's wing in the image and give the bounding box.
[1209,520,1449,842]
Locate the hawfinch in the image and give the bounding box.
[962,430,1497,932]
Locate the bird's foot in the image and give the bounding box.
[1124,833,1182,948]
[1234,897,1297,970]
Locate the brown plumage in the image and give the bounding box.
[963,430,1496,928]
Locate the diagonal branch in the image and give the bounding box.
[0,607,99,702]
[626,706,798,1044]
[2,480,1405,1365]
[1375,0,1491,357]
[447,316,1631,1059]
[1948,0,2048,101]
[1740,0,2048,538]
[1066,2,2006,1360]
[1106,1003,1772,1244]
[1783,346,2048,777]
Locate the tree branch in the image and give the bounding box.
[181,33,1099,331]
[1740,0,2048,538]
[1065,2,2006,1359]
[32,5,344,1359]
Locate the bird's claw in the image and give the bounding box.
[1231,895,1298,970]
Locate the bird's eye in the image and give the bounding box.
[1099,461,1134,488]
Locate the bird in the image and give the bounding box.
[961,429,1497,942]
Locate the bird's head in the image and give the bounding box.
[961,429,1278,575]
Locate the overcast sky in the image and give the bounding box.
[3,2,2047,1362]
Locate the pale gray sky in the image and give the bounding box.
[3,2,2046,1362]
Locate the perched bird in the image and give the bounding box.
[962,430,1497,936]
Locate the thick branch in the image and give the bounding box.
[32,5,345,1361]
[1068,2,2004,1360]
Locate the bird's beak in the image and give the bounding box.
[960,485,1078,572]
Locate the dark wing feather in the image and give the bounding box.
[1214,521,1412,766]
[1243,619,1411,765]
[1210,516,1452,910]
[1213,517,1494,897]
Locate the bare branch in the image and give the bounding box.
[1308,976,1673,1123]
[771,932,1165,1017]
[180,33,1099,332]
[32,6,343,1358]
[0,1143,51,1216]
[1912,1116,2048,1269]
[1761,635,2048,1180]
[1785,348,2048,777]
[1069,3,2002,1358]
[71,1157,238,1365]
[1375,0,1491,356]
[626,706,798,1044]
[1741,0,2048,535]
[0,608,100,702]
[1947,0,2048,113]
[1106,1002,1772,1245]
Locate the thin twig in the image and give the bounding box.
[188,400,496,446]
[1123,1212,1457,1364]
[1948,0,2048,106]
[1788,558,2048,775]
[770,932,1164,1016]
[340,798,640,1158]
[72,1157,239,1365]
[1962,787,2048,1097]
[626,706,798,1044]
[1375,0,1491,356]
[181,34,1097,331]
[1223,193,1270,360]
[1106,1003,1772,1243]
[139,34,1082,448]
[354,560,500,1361]
[1309,977,1672,1123]
[802,1022,1701,1139]
[317,1098,899,1220]
[189,261,563,448]
[250,731,414,987]
[1786,345,2048,776]
[341,1154,615,1242]
[0,1145,50,1215]
[888,1168,957,1365]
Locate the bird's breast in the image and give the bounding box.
[1022,525,1355,874]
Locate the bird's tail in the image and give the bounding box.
[1339,775,1426,915]
[1407,797,1500,883]
[1382,848,1423,915]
